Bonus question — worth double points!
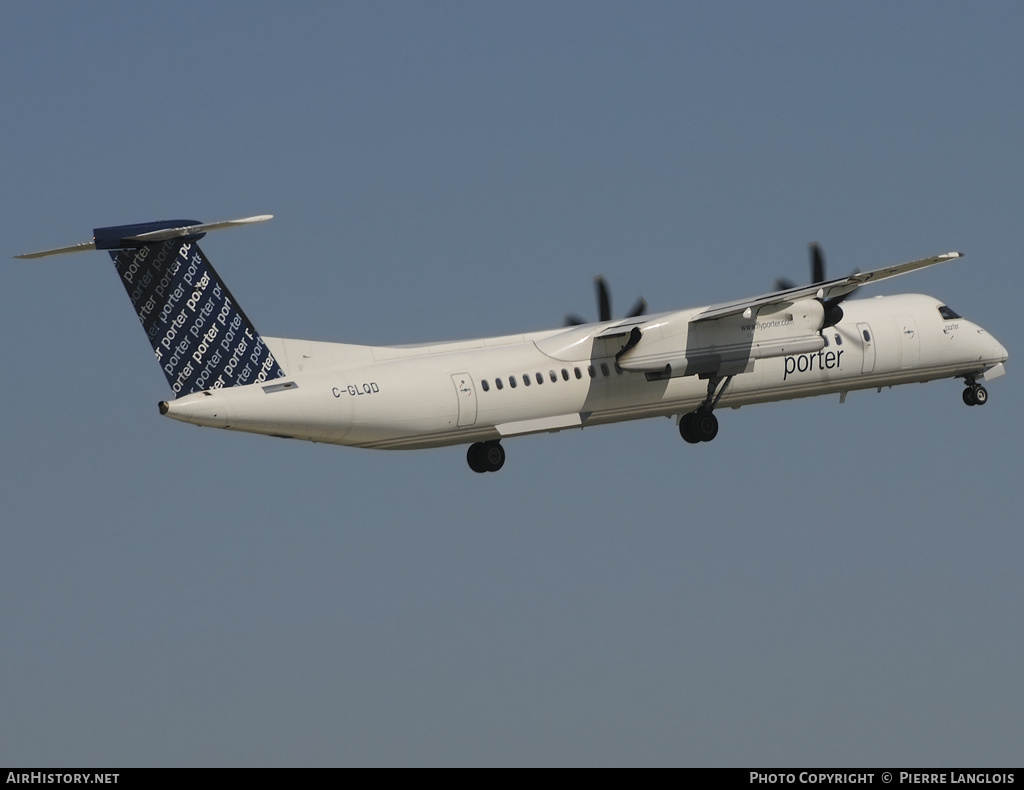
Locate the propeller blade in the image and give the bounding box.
[595,276,612,322]
[626,297,647,318]
[810,242,825,284]
[565,276,646,325]
[821,270,859,328]
[771,243,853,329]
[824,268,861,308]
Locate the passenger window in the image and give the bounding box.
[536,372,543,385]
[834,334,842,345]
[588,365,596,378]
[938,305,962,320]
[481,379,490,392]
[600,363,610,376]
[523,373,531,386]
[862,329,871,342]
[615,363,623,374]
[823,336,829,348]
[496,378,503,390]
[509,376,517,388]
[574,367,582,379]
[550,370,558,383]
[561,369,569,381]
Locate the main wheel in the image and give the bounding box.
[963,387,977,406]
[695,411,719,442]
[467,442,488,473]
[482,441,505,472]
[972,385,988,405]
[679,412,700,444]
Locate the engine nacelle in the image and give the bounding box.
[618,299,825,378]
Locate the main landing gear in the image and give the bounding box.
[679,410,718,443]
[467,440,505,473]
[962,378,989,407]
[679,375,732,444]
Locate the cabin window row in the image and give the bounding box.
[480,363,624,393]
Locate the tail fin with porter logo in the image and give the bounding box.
[16,215,286,396]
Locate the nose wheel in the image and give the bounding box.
[467,440,505,473]
[962,381,988,406]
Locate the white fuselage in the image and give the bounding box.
[161,293,1008,450]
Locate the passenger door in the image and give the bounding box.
[895,314,920,369]
[451,372,478,427]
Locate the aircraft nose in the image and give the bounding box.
[992,335,1009,363]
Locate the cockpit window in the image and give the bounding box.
[938,305,961,320]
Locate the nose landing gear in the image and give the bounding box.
[962,379,989,406]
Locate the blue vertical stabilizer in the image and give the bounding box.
[111,238,285,396]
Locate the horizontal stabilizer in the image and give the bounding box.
[121,215,273,244]
[14,240,98,259]
[15,214,273,259]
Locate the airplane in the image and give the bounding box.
[16,215,1008,473]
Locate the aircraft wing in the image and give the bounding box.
[693,251,963,322]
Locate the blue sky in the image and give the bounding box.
[2,1,1021,766]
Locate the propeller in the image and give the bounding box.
[774,242,857,329]
[565,276,647,326]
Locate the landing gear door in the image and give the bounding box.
[451,372,478,427]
